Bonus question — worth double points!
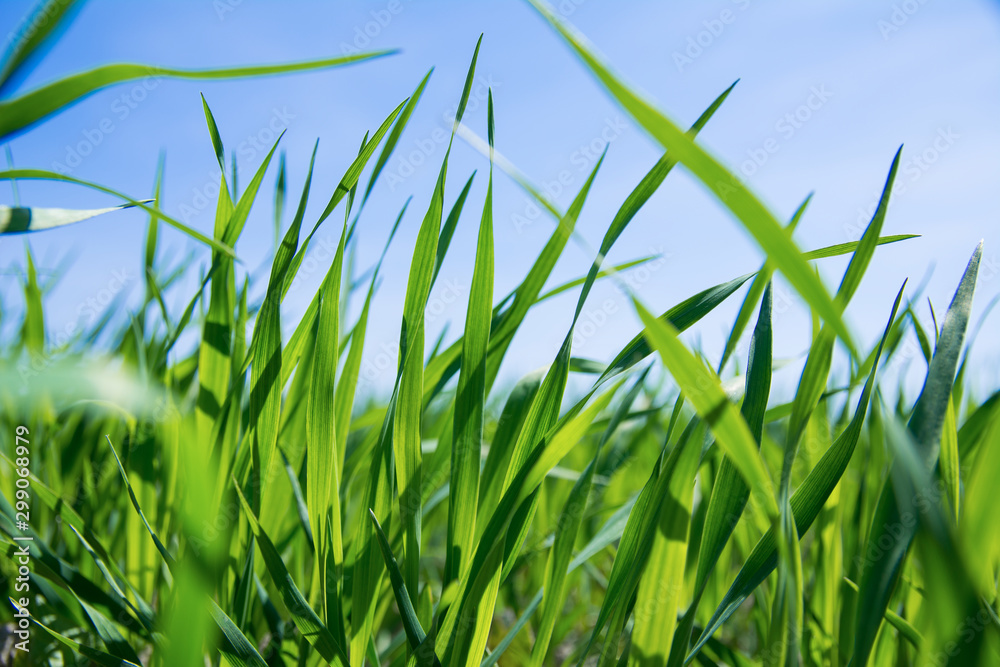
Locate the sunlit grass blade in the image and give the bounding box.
[0,0,85,94]
[446,93,494,587]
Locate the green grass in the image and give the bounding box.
[2,1,999,666]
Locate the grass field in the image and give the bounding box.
[1,1,999,666]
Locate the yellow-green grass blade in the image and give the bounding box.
[0,51,396,141]
[634,297,779,517]
[688,283,904,663]
[851,244,982,667]
[233,481,349,666]
[527,0,855,354]
[437,383,621,665]
[0,201,149,234]
[575,414,704,665]
[0,169,234,256]
[0,0,85,93]
[629,410,704,665]
[446,95,494,587]
[105,438,268,666]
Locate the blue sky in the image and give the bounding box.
[3,0,1000,401]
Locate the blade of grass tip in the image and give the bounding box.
[362,68,433,207]
[0,169,234,256]
[527,0,855,354]
[670,284,774,666]
[0,0,85,94]
[201,93,227,172]
[0,200,153,235]
[281,99,406,300]
[0,50,398,141]
[851,243,982,667]
[369,510,442,667]
[232,480,349,666]
[598,272,755,385]
[687,282,905,664]
[446,96,494,587]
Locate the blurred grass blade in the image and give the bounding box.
[0,0,85,93]
[0,50,397,141]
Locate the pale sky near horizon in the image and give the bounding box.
[3,0,999,403]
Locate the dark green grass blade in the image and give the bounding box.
[688,282,906,663]
[233,481,349,666]
[851,243,982,666]
[369,511,442,667]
